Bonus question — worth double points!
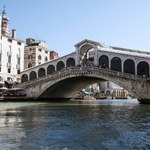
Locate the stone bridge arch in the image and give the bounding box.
[37,73,140,100]
[19,67,150,103]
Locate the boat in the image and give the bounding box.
[3,88,27,97]
[83,95,96,100]
[0,87,27,101]
[94,92,107,99]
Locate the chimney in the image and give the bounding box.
[12,29,16,38]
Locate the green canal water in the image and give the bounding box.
[0,99,149,150]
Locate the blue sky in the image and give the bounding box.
[1,0,150,56]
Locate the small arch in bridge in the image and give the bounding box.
[66,58,75,67]
[47,65,55,74]
[111,57,121,72]
[99,55,109,69]
[30,71,37,80]
[124,59,135,74]
[21,74,28,83]
[38,68,46,77]
[137,61,149,77]
[57,61,65,71]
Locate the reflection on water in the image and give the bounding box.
[0,99,149,150]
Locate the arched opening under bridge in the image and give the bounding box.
[37,75,135,100]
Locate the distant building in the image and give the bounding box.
[100,81,129,98]
[24,38,50,70]
[49,50,59,60]
[24,38,59,70]
[94,81,129,98]
[0,7,24,83]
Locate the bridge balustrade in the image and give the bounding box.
[19,66,148,88]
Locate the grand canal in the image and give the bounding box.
[0,99,149,150]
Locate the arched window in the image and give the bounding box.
[47,65,55,74]
[38,55,42,64]
[111,57,121,72]
[38,55,41,60]
[137,61,149,77]
[66,58,75,67]
[30,71,37,80]
[99,55,109,69]
[21,74,28,83]
[124,59,135,74]
[28,54,32,59]
[38,68,46,77]
[56,61,65,71]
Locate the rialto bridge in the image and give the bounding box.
[18,39,150,103]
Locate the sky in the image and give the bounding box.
[1,0,150,56]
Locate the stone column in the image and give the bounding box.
[135,61,137,75]
[75,47,80,66]
[94,45,98,66]
[122,59,124,73]
[109,56,112,69]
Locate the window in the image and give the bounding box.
[17,48,21,58]
[28,54,32,60]
[17,57,20,65]
[7,77,12,81]
[28,62,32,68]
[8,38,12,42]
[17,70,20,74]
[8,68,11,73]
[29,48,32,53]
[45,56,48,62]
[17,41,21,45]
[38,55,41,60]
[8,55,11,63]
[7,46,12,56]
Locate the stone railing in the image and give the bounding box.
[18,66,148,88]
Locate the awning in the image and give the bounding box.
[0,87,8,91]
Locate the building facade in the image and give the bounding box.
[24,38,49,70]
[0,8,24,84]
[24,38,59,70]
[49,51,59,60]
